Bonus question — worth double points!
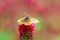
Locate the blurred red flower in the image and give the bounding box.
[18,24,34,33]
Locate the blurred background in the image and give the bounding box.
[0,0,60,40]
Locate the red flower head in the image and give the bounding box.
[17,16,39,40]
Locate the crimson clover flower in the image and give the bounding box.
[17,16,39,40]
